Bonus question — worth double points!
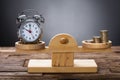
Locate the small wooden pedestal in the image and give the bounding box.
[28,33,97,73]
[28,59,97,73]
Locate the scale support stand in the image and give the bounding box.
[27,33,98,73]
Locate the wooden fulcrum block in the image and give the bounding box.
[52,52,74,67]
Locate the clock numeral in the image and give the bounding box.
[29,37,31,40]
[29,24,31,27]
[35,27,37,29]
[22,34,25,36]
[36,31,38,33]
[35,34,37,36]
[22,31,24,33]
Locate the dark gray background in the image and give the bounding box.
[0,0,120,46]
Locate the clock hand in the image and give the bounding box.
[27,27,34,38]
[23,27,29,32]
[29,25,31,31]
[23,27,32,33]
[30,26,31,30]
[30,33,34,39]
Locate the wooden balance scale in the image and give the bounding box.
[15,33,112,73]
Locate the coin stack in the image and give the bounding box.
[93,36,101,43]
[100,30,108,43]
[92,30,109,43]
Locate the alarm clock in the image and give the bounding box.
[16,9,44,44]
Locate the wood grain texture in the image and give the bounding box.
[48,33,78,52]
[0,46,120,80]
[52,52,74,67]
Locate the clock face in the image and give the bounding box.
[19,22,41,42]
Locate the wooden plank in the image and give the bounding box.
[0,66,27,72]
[0,72,42,76]
[0,46,112,53]
[28,59,97,73]
[0,46,120,79]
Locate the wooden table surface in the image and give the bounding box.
[0,46,120,80]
